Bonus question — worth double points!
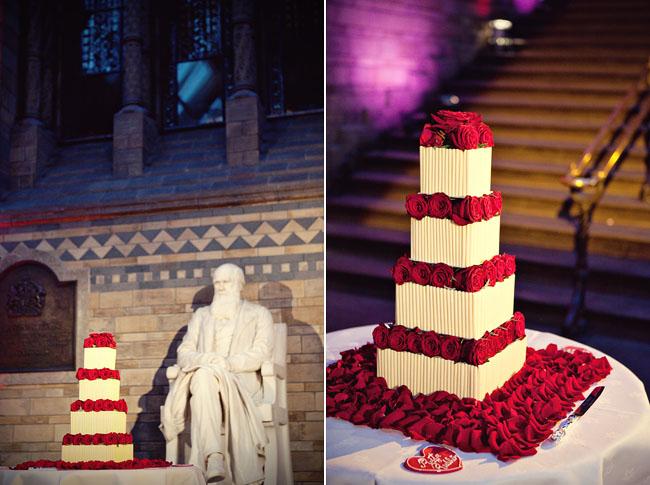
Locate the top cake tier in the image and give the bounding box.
[419,110,494,197]
[83,333,117,369]
[420,146,492,197]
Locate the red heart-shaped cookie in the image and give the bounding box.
[404,446,462,474]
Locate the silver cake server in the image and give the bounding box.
[551,385,605,441]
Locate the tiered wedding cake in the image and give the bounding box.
[61,333,134,462]
[373,110,527,399]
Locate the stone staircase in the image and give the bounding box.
[327,0,650,360]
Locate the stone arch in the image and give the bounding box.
[0,247,90,370]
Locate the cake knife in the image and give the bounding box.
[551,386,604,441]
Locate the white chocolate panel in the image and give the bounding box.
[420,146,492,197]
[377,337,527,399]
[83,348,117,370]
[62,443,133,463]
[79,379,120,401]
[411,216,500,267]
[395,276,515,339]
[70,410,127,434]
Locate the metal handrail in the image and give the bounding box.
[560,57,650,337]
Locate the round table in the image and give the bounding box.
[326,326,650,485]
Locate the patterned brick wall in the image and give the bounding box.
[0,198,323,483]
[326,0,487,181]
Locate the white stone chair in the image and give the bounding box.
[162,323,293,485]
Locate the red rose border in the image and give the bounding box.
[392,253,515,292]
[420,110,494,150]
[62,432,133,446]
[327,342,612,461]
[373,312,526,365]
[76,368,120,381]
[12,458,171,470]
[84,332,117,349]
[406,191,502,226]
[70,399,128,413]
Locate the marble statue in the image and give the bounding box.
[160,263,274,484]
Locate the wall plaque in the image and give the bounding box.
[0,263,75,371]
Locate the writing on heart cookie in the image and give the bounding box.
[404,446,463,474]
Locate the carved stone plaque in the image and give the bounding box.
[0,263,75,371]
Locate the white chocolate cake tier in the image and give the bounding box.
[395,276,515,340]
[79,379,121,401]
[83,347,117,370]
[377,337,527,399]
[420,146,492,197]
[62,444,133,463]
[411,216,500,267]
[70,411,127,434]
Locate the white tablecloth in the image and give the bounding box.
[326,326,650,485]
[0,465,205,485]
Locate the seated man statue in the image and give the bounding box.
[161,263,274,484]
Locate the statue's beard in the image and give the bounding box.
[210,293,241,319]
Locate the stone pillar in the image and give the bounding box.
[112,0,157,178]
[8,0,55,190]
[226,0,262,166]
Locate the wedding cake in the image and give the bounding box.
[61,333,134,462]
[373,110,527,399]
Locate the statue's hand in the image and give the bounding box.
[199,353,228,369]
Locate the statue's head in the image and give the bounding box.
[211,263,245,302]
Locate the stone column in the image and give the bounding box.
[226,0,262,166]
[112,0,157,178]
[8,0,55,190]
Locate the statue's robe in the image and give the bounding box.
[160,301,274,484]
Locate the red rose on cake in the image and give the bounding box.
[468,338,491,365]
[430,110,482,131]
[419,123,445,147]
[430,263,454,288]
[373,324,390,349]
[392,255,412,285]
[388,325,408,351]
[440,336,462,361]
[428,193,452,218]
[406,331,422,353]
[451,196,483,225]
[421,332,441,357]
[491,191,503,213]
[492,255,506,282]
[512,312,526,339]
[410,261,432,285]
[454,265,487,292]
[406,193,429,220]
[503,254,516,277]
[477,122,494,147]
[449,123,480,150]
[483,260,497,286]
[81,434,93,445]
[481,194,496,219]
[106,433,119,445]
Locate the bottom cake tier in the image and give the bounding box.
[61,444,134,462]
[377,337,527,399]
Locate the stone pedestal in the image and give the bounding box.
[112,106,157,178]
[226,94,262,166]
[9,120,54,190]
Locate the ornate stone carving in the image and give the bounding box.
[6,279,46,317]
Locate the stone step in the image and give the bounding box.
[468,61,642,78]
[461,92,619,111]
[451,78,631,96]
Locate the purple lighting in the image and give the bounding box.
[328,1,452,131]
